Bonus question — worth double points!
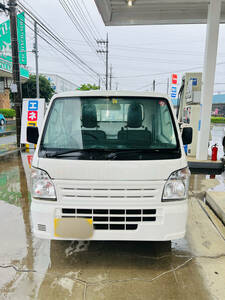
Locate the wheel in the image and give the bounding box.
[0,119,5,126]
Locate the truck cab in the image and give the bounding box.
[28,91,192,241]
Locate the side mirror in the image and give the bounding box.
[27,126,39,144]
[182,127,193,145]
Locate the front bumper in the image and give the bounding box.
[31,200,188,241]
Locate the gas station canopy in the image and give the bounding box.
[94,0,225,161]
[94,0,225,26]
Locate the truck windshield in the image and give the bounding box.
[40,97,180,160]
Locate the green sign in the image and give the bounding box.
[20,66,29,78]
[17,12,27,65]
[0,57,29,78]
[0,12,27,65]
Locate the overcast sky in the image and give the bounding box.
[5,0,225,93]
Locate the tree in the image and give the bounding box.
[21,74,55,102]
[77,83,100,91]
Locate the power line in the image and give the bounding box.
[59,0,107,82]
[110,54,197,65]
[36,43,91,84]
[60,0,97,51]
[17,11,98,81]
[136,58,225,90]
[110,45,205,57]
[59,0,105,65]
[71,0,99,41]
[17,1,100,80]
[71,0,106,62]
[80,0,102,39]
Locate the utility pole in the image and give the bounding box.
[153,80,156,92]
[109,65,112,90]
[106,33,108,90]
[167,77,169,95]
[8,0,23,147]
[32,21,39,98]
[97,33,109,90]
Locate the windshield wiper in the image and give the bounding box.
[45,148,107,158]
[105,149,180,160]
[105,149,158,159]
[44,148,180,159]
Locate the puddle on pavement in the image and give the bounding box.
[207,172,225,192]
[189,171,225,192]
[0,153,215,300]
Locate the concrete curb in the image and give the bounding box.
[206,191,225,225]
[0,131,16,137]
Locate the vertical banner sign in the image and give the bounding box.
[20,98,45,144]
[172,73,177,85]
[17,12,27,65]
[170,73,178,99]
[0,12,27,65]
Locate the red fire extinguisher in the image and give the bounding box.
[211,144,218,161]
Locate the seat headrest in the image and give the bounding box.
[82,104,97,128]
[127,103,142,128]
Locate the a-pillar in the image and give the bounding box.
[196,0,221,160]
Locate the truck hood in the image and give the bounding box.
[37,158,187,181]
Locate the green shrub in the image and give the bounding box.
[211,117,225,124]
[0,109,16,118]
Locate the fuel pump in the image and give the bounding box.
[177,72,202,156]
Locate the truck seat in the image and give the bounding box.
[81,104,106,144]
[118,103,151,146]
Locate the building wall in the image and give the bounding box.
[42,73,78,94]
[212,103,225,117]
[0,88,10,109]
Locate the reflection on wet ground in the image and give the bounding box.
[0,124,16,134]
[0,154,225,300]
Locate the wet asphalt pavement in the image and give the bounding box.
[0,154,225,300]
[0,123,17,155]
[0,135,16,145]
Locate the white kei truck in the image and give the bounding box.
[27,91,192,241]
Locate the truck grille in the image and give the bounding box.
[61,208,157,230]
[59,186,160,201]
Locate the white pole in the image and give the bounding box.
[196,0,221,160]
[34,21,40,98]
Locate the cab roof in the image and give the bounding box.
[52,90,169,100]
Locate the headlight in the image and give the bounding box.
[31,168,56,200]
[162,167,190,202]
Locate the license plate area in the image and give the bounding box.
[54,218,93,239]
